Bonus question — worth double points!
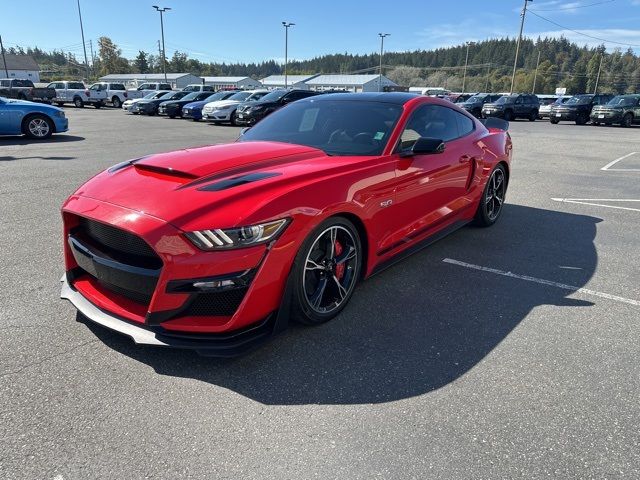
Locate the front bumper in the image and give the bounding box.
[591,111,623,123]
[482,108,504,118]
[203,109,232,121]
[54,117,69,133]
[61,275,285,356]
[182,108,202,120]
[551,110,578,121]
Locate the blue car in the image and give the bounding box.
[0,96,68,139]
[182,90,240,121]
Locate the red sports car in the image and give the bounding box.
[61,93,512,356]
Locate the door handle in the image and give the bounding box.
[459,155,472,163]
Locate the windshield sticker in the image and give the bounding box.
[374,131,385,140]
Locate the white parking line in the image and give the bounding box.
[601,152,639,171]
[551,198,640,213]
[443,258,640,307]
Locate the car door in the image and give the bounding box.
[388,104,481,252]
[0,98,21,134]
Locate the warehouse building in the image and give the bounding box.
[305,74,397,92]
[98,73,202,89]
[260,74,318,90]
[202,76,262,90]
[0,54,40,82]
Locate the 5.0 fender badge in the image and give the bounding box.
[380,200,393,208]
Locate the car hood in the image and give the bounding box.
[4,98,63,112]
[183,100,209,109]
[71,141,370,230]
[206,100,241,108]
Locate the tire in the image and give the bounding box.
[230,110,238,126]
[474,164,507,227]
[621,113,633,128]
[94,102,102,109]
[291,217,362,325]
[591,121,600,126]
[23,114,54,139]
[550,118,559,125]
[575,113,588,125]
[529,110,538,122]
[169,115,176,119]
[503,110,513,121]
[112,96,122,109]
[73,97,84,108]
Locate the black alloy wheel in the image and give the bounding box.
[474,164,507,227]
[292,218,361,325]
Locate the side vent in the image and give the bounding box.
[198,172,281,192]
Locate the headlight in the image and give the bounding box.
[57,111,65,118]
[185,219,289,250]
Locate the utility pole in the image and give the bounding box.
[594,53,604,94]
[76,0,90,81]
[485,63,491,91]
[0,35,9,78]
[89,39,95,78]
[532,50,541,94]
[462,41,475,94]
[153,6,171,83]
[510,0,532,94]
[282,22,294,88]
[378,33,390,92]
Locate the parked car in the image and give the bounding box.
[0,96,68,139]
[122,90,171,114]
[482,93,539,121]
[200,89,269,124]
[235,89,321,125]
[158,91,216,118]
[125,82,173,100]
[549,93,614,125]
[87,82,129,108]
[0,78,56,103]
[47,81,100,109]
[136,91,190,116]
[590,94,640,127]
[60,93,512,356]
[447,93,474,103]
[539,96,569,119]
[184,90,245,122]
[459,93,503,117]
[182,84,215,93]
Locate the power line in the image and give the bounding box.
[530,0,615,12]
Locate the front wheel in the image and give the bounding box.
[112,96,122,108]
[230,111,238,126]
[23,114,53,139]
[474,164,507,227]
[291,217,362,325]
[621,113,633,128]
[550,118,559,124]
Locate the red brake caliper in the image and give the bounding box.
[334,241,345,280]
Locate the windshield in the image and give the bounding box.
[181,92,202,101]
[246,91,268,102]
[607,96,637,107]
[566,95,593,105]
[495,96,515,105]
[143,91,159,99]
[203,91,230,102]
[466,95,486,104]
[182,85,200,92]
[257,90,288,103]
[227,91,252,102]
[239,99,403,156]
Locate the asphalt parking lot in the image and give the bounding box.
[1,107,639,479]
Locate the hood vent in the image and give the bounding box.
[198,172,281,192]
[134,163,199,179]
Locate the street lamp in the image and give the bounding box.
[282,22,295,88]
[152,5,171,83]
[462,41,475,94]
[378,33,390,92]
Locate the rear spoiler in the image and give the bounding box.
[480,117,509,132]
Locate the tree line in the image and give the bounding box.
[6,36,640,94]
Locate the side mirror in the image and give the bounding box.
[400,137,445,157]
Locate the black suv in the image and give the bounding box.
[590,94,640,127]
[549,93,614,125]
[235,89,321,125]
[460,93,503,117]
[482,94,540,121]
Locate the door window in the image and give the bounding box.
[398,104,462,150]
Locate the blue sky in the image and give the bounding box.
[2,0,639,63]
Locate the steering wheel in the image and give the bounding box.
[328,129,350,144]
[353,132,375,145]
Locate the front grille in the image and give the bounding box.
[99,279,153,304]
[183,288,249,317]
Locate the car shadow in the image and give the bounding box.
[81,204,600,405]
[0,135,85,146]
[0,155,76,161]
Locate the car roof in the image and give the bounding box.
[312,92,420,104]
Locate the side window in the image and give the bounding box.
[515,96,524,104]
[398,104,460,150]
[455,111,475,137]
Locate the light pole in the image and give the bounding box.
[378,33,390,92]
[510,0,533,94]
[462,41,475,94]
[282,22,295,88]
[76,0,90,81]
[152,6,171,83]
[532,50,541,94]
[594,53,604,94]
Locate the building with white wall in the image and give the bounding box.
[0,55,40,82]
[98,73,202,89]
[305,74,397,92]
[260,74,318,90]
[202,76,262,90]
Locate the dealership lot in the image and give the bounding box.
[1,109,639,478]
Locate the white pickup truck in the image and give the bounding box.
[87,82,129,108]
[182,84,215,93]
[47,81,103,108]
[125,82,174,100]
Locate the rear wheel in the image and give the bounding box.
[112,96,122,108]
[73,97,84,108]
[529,110,538,121]
[474,164,507,227]
[575,113,588,125]
[621,113,633,128]
[23,114,53,139]
[291,217,361,325]
[94,102,102,109]
[550,118,559,125]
